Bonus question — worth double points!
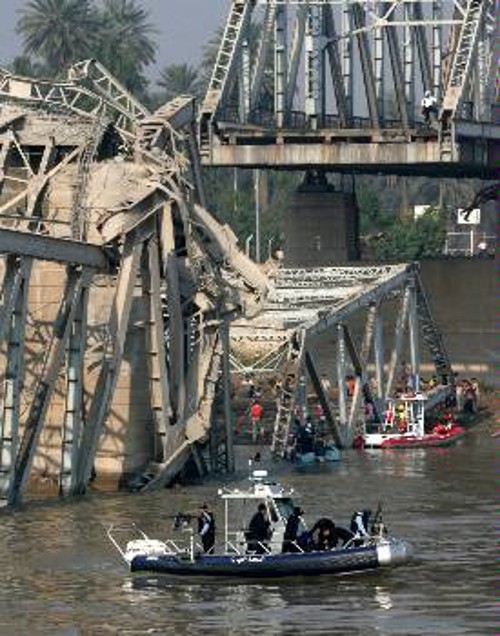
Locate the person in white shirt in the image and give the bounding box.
[421,90,438,124]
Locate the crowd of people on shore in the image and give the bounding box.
[236,366,482,447]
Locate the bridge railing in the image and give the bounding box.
[216,100,492,132]
[216,107,419,131]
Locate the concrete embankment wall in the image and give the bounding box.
[419,259,498,385]
[305,258,498,388]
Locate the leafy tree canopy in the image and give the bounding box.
[17,0,100,72]
[16,0,157,93]
[373,207,447,261]
[7,54,49,78]
[96,0,157,94]
[157,63,202,103]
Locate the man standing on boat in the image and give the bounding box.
[351,510,371,545]
[282,507,304,553]
[197,503,216,554]
[247,503,271,554]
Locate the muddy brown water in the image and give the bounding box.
[0,418,496,635]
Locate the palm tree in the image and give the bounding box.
[199,27,223,93]
[8,55,49,78]
[157,63,202,102]
[95,0,157,94]
[16,0,100,74]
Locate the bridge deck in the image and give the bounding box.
[202,115,498,176]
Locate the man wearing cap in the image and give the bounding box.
[197,503,216,554]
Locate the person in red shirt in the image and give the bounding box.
[250,400,264,442]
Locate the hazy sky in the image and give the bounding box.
[0,0,230,79]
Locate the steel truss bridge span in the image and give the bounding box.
[230,261,453,454]
[200,0,499,177]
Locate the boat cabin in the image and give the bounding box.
[218,468,298,555]
[380,393,427,437]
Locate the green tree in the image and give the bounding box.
[95,0,157,95]
[203,167,297,261]
[374,207,446,261]
[357,181,394,235]
[157,63,202,102]
[7,55,48,78]
[199,27,223,93]
[17,0,100,73]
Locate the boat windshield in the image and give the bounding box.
[273,497,295,521]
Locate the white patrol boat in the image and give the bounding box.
[108,468,413,578]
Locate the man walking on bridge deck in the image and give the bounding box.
[421,90,438,125]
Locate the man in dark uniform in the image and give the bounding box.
[282,506,304,552]
[197,503,216,554]
[247,503,271,554]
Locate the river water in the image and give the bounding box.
[0,419,497,636]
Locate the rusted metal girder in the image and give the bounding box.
[304,351,344,448]
[59,284,89,497]
[73,225,149,494]
[8,266,93,504]
[0,227,109,270]
[201,138,497,176]
[142,237,173,462]
[0,257,32,501]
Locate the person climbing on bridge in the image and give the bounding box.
[296,417,315,454]
[346,374,356,397]
[421,90,438,125]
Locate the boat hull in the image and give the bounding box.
[130,539,411,578]
[364,425,466,449]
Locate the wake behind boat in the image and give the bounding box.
[108,469,413,578]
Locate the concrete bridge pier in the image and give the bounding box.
[283,171,360,267]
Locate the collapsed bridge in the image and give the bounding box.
[0,61,269,505]
[0,60,454,506]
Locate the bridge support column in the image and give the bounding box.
[283,171,359,267]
